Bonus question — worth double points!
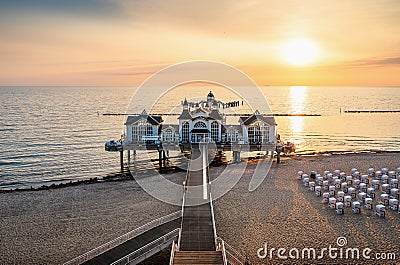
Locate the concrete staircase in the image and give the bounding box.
[173,251,224,265]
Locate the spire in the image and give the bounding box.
[207,90,215,102]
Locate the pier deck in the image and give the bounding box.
[173,145,223,265]
[179,148,215,251]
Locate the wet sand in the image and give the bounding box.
[1,152,400,264]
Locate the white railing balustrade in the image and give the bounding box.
[63,211,181,265]
[111,228,180,265]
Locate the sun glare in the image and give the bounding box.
[281,39,318,66]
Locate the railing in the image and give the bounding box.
[169,241,179,265]
[111,228,180,265]
[210,193,218,249]
[216,237,247,265]
[63,211,182,265]
[220,240,228,265]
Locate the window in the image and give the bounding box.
[248,121,270,143]
[194,121,207,128]
[226,128,239,142]
[163,128,175,142]
[181,122,189,142]
[131,119,153,142]
[211,121,219,142]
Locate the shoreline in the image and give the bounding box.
[2,150,400,193]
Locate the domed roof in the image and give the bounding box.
[207,91,214,98]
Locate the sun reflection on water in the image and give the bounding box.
[288,86,307,148]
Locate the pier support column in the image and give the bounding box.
[158,149,163,169]
[120,151,124,171]
[236,151,241,163]
[127,150,131,167]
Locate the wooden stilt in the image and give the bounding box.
[120,151,124,171]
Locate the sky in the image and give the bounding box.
[0,0,399,86]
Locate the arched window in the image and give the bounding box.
[163,128,174,142]
[248,121,270,143]
[211,121,219,142]
[226,128,239,142]
[181,122,189,142]
[132,119,153,142]
[194,121,207,128]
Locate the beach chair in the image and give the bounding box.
[359,183,367,193]
[352,201,361,214]
[346,176,353,186]
[329,185,336,196]
[365,198,373,210]
[339,172,346,182]
[297,171,303,180]
[382,184,390,195]
[303,177,309,187]
[390,179,398,189]
[329,197,337,209]
[390,188,399,200]
[336,202,344,215]
[375,170,383,180]
[334,179,341,189]
[353,171,360,180]
[358,192,366,204]
[327,173,333,182]
[388,171,396,179]
[317,176,323,186]
[310,171,316,179]
[351,168,358,175]
[302,173,308,181]
[353,179,360,189]
[382,168,389,175]
[361,174,369,184]
[348,187,356,198]
[397,167,400,177]
[372,179,380,190]
[389,199,398,211]
[323,180,329,191]
[323,170,330,180]
[381,194,389,206]
[333,169,341,177]
[337,191,344,202]
[344,196,352,207]
[341,182,348,193]
[376,204,385,218]
[367,187,375,199]
[382,175,389,184]
[308,182,315,191]
[368,168,375,178]
[315,186,322,196]
[322,192,329,203]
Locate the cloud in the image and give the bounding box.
[347,57,400,67]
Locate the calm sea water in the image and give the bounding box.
[0,86,399,189]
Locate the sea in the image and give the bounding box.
[0,86,399,190]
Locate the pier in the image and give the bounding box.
[66,143,245,265]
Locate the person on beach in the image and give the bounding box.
[276,142,283,163]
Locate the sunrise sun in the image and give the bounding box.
[281,39,318,66]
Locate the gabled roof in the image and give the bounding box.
[125,110,162,125]
[178,109,192,120]
[239,111,276,126]
[209,109,223,120]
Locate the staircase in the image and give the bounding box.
[173,251,224,265]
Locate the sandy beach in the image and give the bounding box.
[214,152,400,264]
[1,152,400,264]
